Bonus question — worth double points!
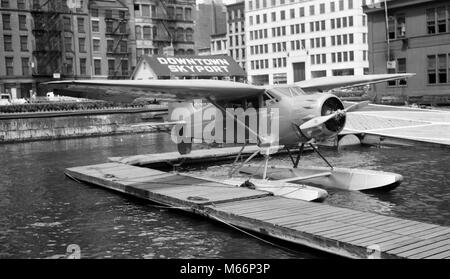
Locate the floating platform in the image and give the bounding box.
[66,162,450,259]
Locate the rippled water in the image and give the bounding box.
[0,133,449,258]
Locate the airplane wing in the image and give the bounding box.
[43,79,266,103]
[295,73,415,92]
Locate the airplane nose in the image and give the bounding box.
[321,96,346,133]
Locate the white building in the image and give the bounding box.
[245,0,369,85]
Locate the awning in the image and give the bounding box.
[140,55,246,77]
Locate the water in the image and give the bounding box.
[0,133,449,258]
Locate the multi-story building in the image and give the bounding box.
[210,32,228,55]
[245,0,369,85]
[226,0,246,71]
[365,0,450,104]
[133,0,195,60]
[195,0,227,53]
[0,0,92,96]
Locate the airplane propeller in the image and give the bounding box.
[299,101,369,131]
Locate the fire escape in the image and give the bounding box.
[31,0,64,77]
[106,9,131,79]
[153,0,175,51]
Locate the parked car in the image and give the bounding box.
[0,94,11,105]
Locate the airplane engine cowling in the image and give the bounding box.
[293,93,346,142]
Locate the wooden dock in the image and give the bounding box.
[66,162,450,259]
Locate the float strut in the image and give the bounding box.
[309,143,333,169]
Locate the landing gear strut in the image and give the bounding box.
[285,142,334,169]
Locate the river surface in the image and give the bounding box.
[0,133,449,259]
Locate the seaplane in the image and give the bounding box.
[44,73,414,202]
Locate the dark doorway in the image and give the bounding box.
[293,62,305,82]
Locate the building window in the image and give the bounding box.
[142,5,150,17]
[349,51,354,61]
[348,0,353,9]
[427,8,436,34]
[311,55,315,65]
[363,33,367,44]
[153,26,157,38]
[64,37,72,51]
[320,3,325,14]
[330,2,335,12]
[438,54,447,84]
[80,58,86,75]
[271,12,276,22]
[121,60,128,76]
[78,17,85,33]
[106,21,113,33]
[321,20,325,31]
[2,13,11,30]
[79,38,86,52]
[176,7,183,20]
[22,57,29,75]
[309,5,315,16]
[437,7,446,33]
[1,0,9,8]
[300,7,304,17]
[339,0,344,11]
[65,57,73,75]
[92,20,99,32]
[5,57,13,75]
[19,15,27,30]
[91,8,99,17]
[20,36,28,51]
[94,59,101,75]
[396,14,406,38]
[185,8,192,20]
[108,60,115,75]
[135,26,142,40]
[18,0,25,9]
[290,8,295,19]
[427,55,437,84]
[331,19,335,29]
[143,26,151,39]
[120,41,127,53]
[186,28,193,41]
[398,58,407,85]
[63,17,71,31]
[104,9,112,19]
[93,39,100,52]
[3,35,12,51]
[349,16,353,27]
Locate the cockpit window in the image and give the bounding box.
[267,86,307,98]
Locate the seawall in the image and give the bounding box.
[0,107,168,143]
